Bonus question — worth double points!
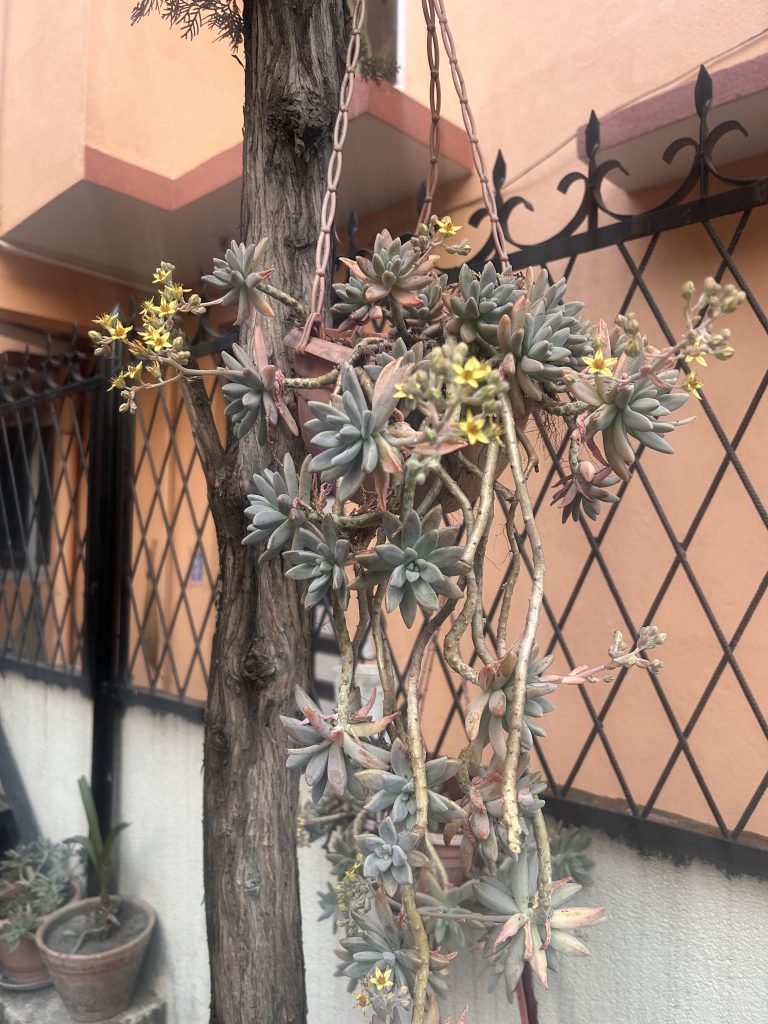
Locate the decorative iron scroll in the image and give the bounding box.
[465,65,766,269]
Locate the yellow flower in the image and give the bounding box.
[107,319,132,341]
[683,371,703,400]
[354,991,372,1012]
[685,343,707,367]
[157,296,178,318]
[582,349,618,376]
[152,263,174,285]
[108,371,127,392]
[434,215,461,238]
[164,282,188,301]
[126,362,144,380]
[459,410,490,445]
[453,356,490,389]
[139,326,171,350]
[369,967,393,992]
[93,312,114,329]
[394,382,411,400]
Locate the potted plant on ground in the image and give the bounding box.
[0,840,82,986]
[36,778,156,1022]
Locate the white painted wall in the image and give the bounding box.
[116,706,209,1024]
[0,671,91,839]
[3,670,768,1024]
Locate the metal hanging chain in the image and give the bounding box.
[302,0,368,349]
[417,0,441,226]
[432,0,508,268]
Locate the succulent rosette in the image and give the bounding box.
[355,738,465,829]
[355,509,467,627]
[476,847,605,994]
[283,516,350,610]
[281,686,395,805]
[355,817,430,896]
[465,643,556,758]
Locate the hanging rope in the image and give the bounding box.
[301,0,368,350]
[416,0,441,227]
[431,0,508,268]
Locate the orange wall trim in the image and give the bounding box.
[83,144,244,211]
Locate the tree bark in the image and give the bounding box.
[200,4,348,1022]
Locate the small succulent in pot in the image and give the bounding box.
[0,839,82,979]
[356,818,430,896]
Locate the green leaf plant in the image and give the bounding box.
[90,212,743,1022]
[70,776,129,950]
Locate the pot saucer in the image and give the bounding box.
[0,968,52,991]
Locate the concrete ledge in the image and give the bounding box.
[0,986,165,1024]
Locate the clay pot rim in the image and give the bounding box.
[35,896,156,964]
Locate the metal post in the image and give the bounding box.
[84,342,133,850]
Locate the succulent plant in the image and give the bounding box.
[220,339,298,441]
[444,763,546,872]
[551,460,622,522]
[355,738,466,828]
[364,338,426,384]
[284,517,350,610]
[444,263,520,345]
[317,883,339,930]
[242,453,310,564]
[464,644,556,759]
[497,294,575,418]
[336,888,454,999]
[416,876,479,952]
[306,363,402,503]
[332,271,381,328]
[202,238,275,323]
[573,370,690,480]
[550,824,594,887]
[356,817,430,896]
[405,274,449,338]
[340,230,440,308]
[282,686,395,805]
[475,849,605,995]
[355,510,467,628]
[326,832,362,880]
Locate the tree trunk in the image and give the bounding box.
[201,3,348,1022]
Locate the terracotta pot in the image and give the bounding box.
[36,896,155,1022]
[0,880,82,986]
[429,832,466,887]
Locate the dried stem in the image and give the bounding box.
[424,832,450,890]
[332,590,355,725]
[371,588,406,743]
[499,393,545,853]
[401,884,431,1024]
[532,810,553,912]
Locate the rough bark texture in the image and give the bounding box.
[198,4,348,1023]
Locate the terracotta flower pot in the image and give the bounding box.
[0,880,82,986]
[36,896,155,1022]
[429,832,466,887]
